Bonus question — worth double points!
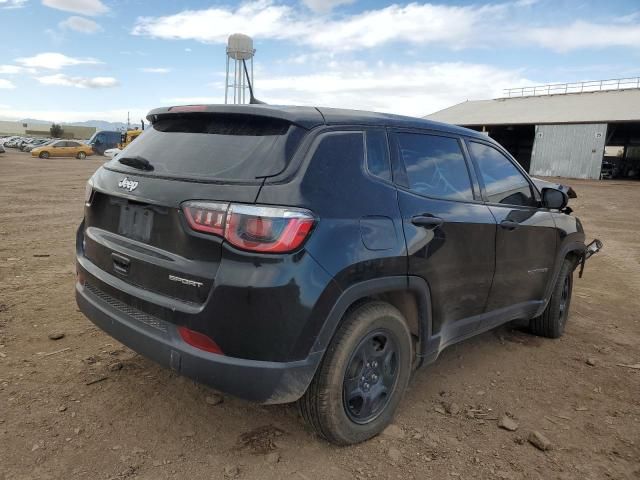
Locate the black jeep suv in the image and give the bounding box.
[76,105,599,445]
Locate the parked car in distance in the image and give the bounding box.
[16,137,34,149]
[103,148,122,159]
[76,105,601,445]
[0,135,20,146]
[32,139,93,159]
[22,138,51,152]
[87,130,121,155]
[4,137,24,148]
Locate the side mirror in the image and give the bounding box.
[542,187,568,210]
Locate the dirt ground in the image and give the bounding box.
[1,150,638,480]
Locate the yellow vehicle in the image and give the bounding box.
[31,140,94,159]
[118,129,142,149]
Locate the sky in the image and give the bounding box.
[0,0,639,124]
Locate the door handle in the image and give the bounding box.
[499,220,520,230]
[411,215,444,229]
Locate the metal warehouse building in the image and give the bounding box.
[426,80,640,180]
[0,120,96,140]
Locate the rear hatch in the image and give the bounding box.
[82,111,309,308]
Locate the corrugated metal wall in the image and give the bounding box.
[530,123,607,179]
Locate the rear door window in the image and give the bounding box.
[468,141,536,207]
[393,132,474,201]
[105,114,304,183]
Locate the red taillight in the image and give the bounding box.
[182,201,228,236]
[178,326,224,355]
[181,202,315,253]
[169,105,208,113]
[225,204,315,253]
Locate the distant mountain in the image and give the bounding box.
[19,118,51,125]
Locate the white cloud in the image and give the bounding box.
[0,65,36,74]
[132,0,639,53]
[0,79,16,89]
[306,3,498,50]
[0,0,27,8]
[59,16,102,33]
[15,52,102,70]
[42,0,108,16]
[139,67,171,74]
[301,0,354,13]
[132,1,305,43]
[254,61,533,116]
[131,1,501,50]
[36,73,118,88]
[521,20,640,52]
[163,61,533,116]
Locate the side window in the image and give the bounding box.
[54,141,65,147]
[394,133,474,201]
[307,132,365,197]
[68,141,79,147]
[468,142,536,207]
[365,130,391,181]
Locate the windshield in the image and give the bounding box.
[105,114,304,183]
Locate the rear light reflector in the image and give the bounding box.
[178,326,224,355]
[181,202,315,253]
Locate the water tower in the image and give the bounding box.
[225,33,255,104]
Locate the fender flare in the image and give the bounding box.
[310,275,433,363]
[534,240,585,317]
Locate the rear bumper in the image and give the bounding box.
[75,280,323,404]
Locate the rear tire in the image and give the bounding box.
[77,152,86,160]
[529,258,574,338]
[39,151,49,159]
[299,302,412,445]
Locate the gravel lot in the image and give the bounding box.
[1,149,639,479]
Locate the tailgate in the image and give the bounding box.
[82,168,260,304]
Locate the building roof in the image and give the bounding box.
[425,88,640,126]
[147,104,488,139]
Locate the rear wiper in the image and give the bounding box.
[118,156,154,171]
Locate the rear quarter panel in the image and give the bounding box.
[256,127,407,358]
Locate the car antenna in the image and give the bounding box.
[242,59,265,105]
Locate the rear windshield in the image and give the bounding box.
[105,114,304,183]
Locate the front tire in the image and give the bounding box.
[39,151,49,159]
[77,151,86,160]
[299,302,412,445]
[530,258,575,338]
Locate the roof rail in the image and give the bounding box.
[502,77,640,98]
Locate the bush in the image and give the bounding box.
[50,123,64,138]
